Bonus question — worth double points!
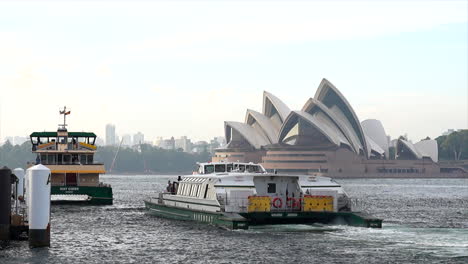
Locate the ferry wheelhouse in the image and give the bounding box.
[29,107,112,205]
[144,162,381,229]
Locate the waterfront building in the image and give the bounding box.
[175,136,192,152]
[105,124,116,146]
[122,134,132,146]
[133,132,144,145]
[213,78,467,178]
[159,137,175,150]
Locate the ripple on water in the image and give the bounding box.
[1,176,467,264]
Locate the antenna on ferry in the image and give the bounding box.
[58,106,71,130]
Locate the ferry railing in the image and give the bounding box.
[29,161,105,166]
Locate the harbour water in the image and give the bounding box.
[1,176,467,263]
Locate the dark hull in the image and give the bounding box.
[144,199,382,229]
[51,186,113,205]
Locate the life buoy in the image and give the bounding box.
[272,197,282,208]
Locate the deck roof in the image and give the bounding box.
[30,132,97,137]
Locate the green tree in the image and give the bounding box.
[441,131,468,160]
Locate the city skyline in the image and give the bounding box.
[0,1,466,143]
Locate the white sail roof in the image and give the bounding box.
[397,139,423,160]
[224,121,270,149]
[361,119,389,158]
[263,91,291,124]
[245,109,278,144]
[279,111,352,149]
[415,139,438,162]
[314,78,368,157]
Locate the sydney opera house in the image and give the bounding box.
[213,79,467,178]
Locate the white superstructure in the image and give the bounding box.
[158,162,351,214]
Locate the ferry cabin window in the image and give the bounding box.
[58,137,66,144]
[41,154,47,163]
[80,155,87,164]
[267,183,276,193]
[246,165,259,173]
[205,165,215,174]
[48,155,56,165]
[215,164,226,173]
[239,164,245,172]
[227,164,233,172]
[63,155,71,164]
[87,155,93,164]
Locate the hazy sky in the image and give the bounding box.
[0,1,467,143]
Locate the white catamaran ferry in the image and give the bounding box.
[144,162,382,229]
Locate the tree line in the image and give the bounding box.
[0,141,211,174]
[435,130,468,161]
[0,130,466,172]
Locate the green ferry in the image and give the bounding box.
[144,162,382,230]
[29,107,113,205]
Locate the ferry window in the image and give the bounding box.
[191,185,198,196]
[47,155,55,165]
[239,165,245,172]
[72,154,79,163]
[64,155,71,164]
[246,165,259,173]
[215,164,226,173]
[58,137,66,144]
[227,164,233,172]
[80,155,87,164]
[205,165,214,174]
[89,137,96,145]
[267,183,276,193]
[40,154,47,163]
[58,154,63,164]
[87,155,93,164]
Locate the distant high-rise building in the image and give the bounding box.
[175,136,192,152]
[154,137,163,147]
[122,134,132,146]
[159,137,175,150]
[133,132,144,145]
[105,124,116,146]
[214,136,226,148]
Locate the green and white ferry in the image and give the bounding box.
[144,162,382,229]
[29,107,113,205]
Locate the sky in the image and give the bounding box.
[0,0,467,143]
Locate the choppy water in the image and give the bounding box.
[1,176,467,263]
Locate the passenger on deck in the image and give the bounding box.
[166,181,172,192]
